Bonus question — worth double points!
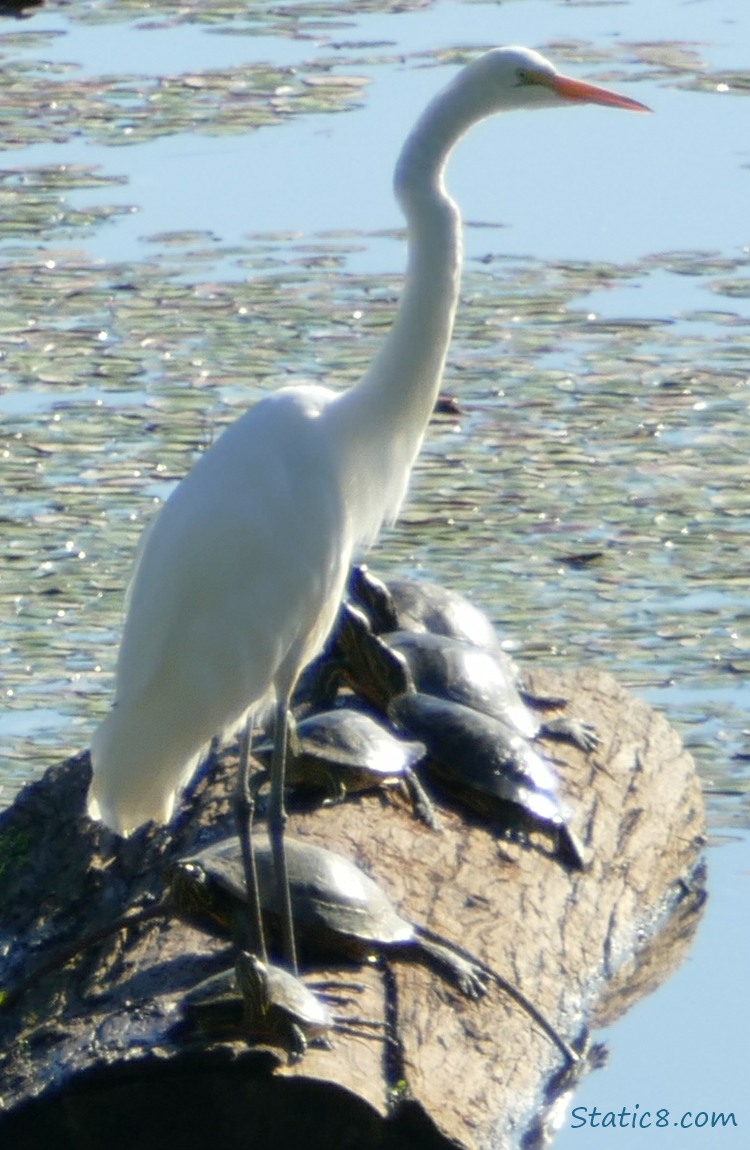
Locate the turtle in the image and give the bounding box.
[335,606,597,749]
[293,564,502,708]
[349,565,502,652]
[252,707,440,829]
[349,567,597,746]
[292,611,591,867]
[389,629,599,750]
[302,567,596,748]
[170,833,486,998]
[389,691,585,869]
[181,953,386,1061]
[170,835,579,1064]
[182,952,333,1063]
[379,629,538,736]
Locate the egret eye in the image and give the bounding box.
[516,67,530,85]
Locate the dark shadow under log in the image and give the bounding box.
[0,668,706,1150]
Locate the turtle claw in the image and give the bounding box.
[556,824,587,871]
[287,1027,334,1064]
[541,716,599,753]
[287,1026,309,1064]
[458,966,488,1000]
[415,936,488,999]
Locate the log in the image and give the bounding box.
[0,668,706,1150]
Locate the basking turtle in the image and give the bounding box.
[389,692,585,869]
[182,954,385,1062]
[183,952,333,1063]
[381,629,538,737]
[293,565,502,707]
[337,608,597,752]
[170,834,485,998]
[305,567,595,746]
[350,565,502,651]
[252,707,439,829]
[170,835,579,1063]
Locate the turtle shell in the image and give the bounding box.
[239,954,332,1032]
[184,961,330,1032]
[350,565,500,651]
[173,834,415,956]
[258,708,425,783]
[388,690,582,869]
[383,630,538,739]
[389,692,584,868]
[389,692,559,817]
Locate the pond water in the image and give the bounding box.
[1,0,749,1144]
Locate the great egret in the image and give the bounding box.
[88,46,648,971]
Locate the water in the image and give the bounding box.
[5,1,750,270]
[554,831,748,1150]
[1,0,749,1142]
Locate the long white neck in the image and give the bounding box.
[368,89,467,421]
[330,70,483,545]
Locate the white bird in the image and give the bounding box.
[88,46,648,969]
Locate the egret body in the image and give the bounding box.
[88,47,647,968]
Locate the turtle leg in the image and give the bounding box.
[539,715,599,753]
[403,766,442,831]
[410,936,488,999]
[415,927,580,1066]
[268,699,299,975]
[235,718,268,961]
[286,1024,333,1063]
[321,770,348,806]
[285,1022,309,1064]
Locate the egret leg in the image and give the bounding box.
[234,719,268,961]
[268,699,298,975]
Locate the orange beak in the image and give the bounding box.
[542,71,650,113]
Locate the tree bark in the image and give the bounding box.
[0,668,706,1150]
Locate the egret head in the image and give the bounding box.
[394,45,647,205]
[466,45,650,115]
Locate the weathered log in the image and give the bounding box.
[0,668,706,1150]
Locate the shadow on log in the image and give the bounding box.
[0,668,706,1149]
